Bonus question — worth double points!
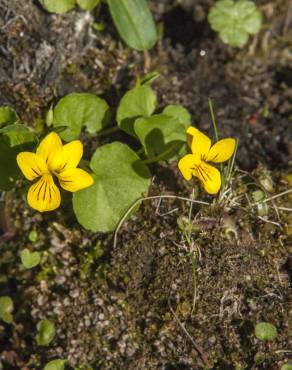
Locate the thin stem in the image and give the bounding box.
[113,195,209,248]
[251,189,292,205]
[96,126,120,137]
[168,298,212,368]
[190,252,197,314]
[224,139,238,190]
[142,143,179,165]
[208,98,219,142]
[143,49,151,72]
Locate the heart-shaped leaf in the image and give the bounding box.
[117,85,157,136]
[0,124,35,147]
[39,0,76,14]
[53,93,110,141]
[0,296,14,324]
[44,360,66,370]
[162,105,191,129]
[77,0,100,11]
[20,249,41,269]
[134,114,186,161]
[0,107,19,128]
[36,319,55,346]
[73,142,151,232]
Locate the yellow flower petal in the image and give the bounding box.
[190,129,211,159]
[50,140,83,173]
[178,154,201,181]
[27,174,61,212]
[17,152,48,181]
[186,126,200,147]
[196,162,221,194]
[58,168,94,192]
[186,127,199,136]
[36,132,62,166]
[206,138,236,163]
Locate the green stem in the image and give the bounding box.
[141,143,179,165]
[191,252,197,314]
[136,147,144,156]
[208,98,219,142]
[97,126,120,137]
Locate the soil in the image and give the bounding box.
[0,0,291,369]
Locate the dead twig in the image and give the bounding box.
[168,297,212,368]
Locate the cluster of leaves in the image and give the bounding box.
[0,80,191,233]
[208,0,263,47]
[39,0,157,51]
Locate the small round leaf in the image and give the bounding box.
[162,105,191,128]
[44,359,66,370]
[255,322,278,341]
[39,0,76,14]
[36,319,55,346]
[0,296,14,324]
[117,85,157,137]
[0,107,19,128]
[77,0,100,11]
[208,0,262,48]
[53,93,110,141]
[281,364,292,370]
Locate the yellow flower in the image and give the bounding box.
[17,132,94,212]
[178,127,235,194]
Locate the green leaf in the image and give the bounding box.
[208,0,262,47]
[0,135,34,191]
[36,319,55,346]
[0,107,19,128]
[0,125,36,191]
[117,85,157,136]
[44,359,66,370]
[28,230,38,243]
[39,0,76,14]
[281,365,292,370]
[255,322,278,341]
[21,249,41,269]
[162,105,191,129]
[107,0,157,50]
[140,71,160,86]
[0,296,14,324]
[77,0,100,11]
[73,142,151,232]
[53,93,110,141]
[0,124,35,147]
[134,114,186,161]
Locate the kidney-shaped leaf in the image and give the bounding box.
[40,0,76,14]
[0,126,36,191]
[107,0,157,50]
[73,142,151,232]
[134,114,186,161]
[44,360,66,370]
[117,85,157,137]
[53,93,110,141]
[163,105,191,129]
[77,0,100,10]
[0,107,19,128]
[0,124,35,147]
